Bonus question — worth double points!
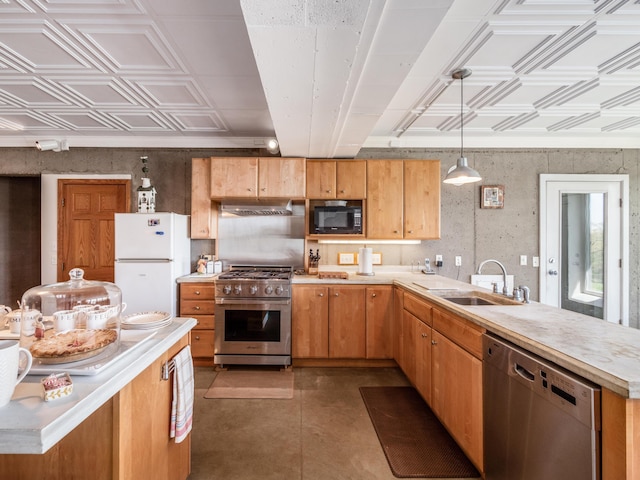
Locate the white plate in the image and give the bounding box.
[121,311,170,327]
[121,318,172,330]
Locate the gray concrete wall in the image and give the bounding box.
[1,146,638,327]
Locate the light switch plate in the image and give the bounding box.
[520,255,527,266]
[338,253,356,265]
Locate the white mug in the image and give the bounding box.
[72,305,97,328]
[0,340,33,408]
[19,309,41,337]
[5,310,22,334]
[53,310,77,332]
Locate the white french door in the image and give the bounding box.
[540,174,628,325]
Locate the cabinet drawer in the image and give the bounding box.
[191,330,215,358]
[191,314,215,330]
[180,284,215,300]
[180,299,215,315]
[403,292,432,326]
[432,308,485,359]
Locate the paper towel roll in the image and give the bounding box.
[358,247,374,276]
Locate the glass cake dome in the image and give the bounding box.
[20,268,123,364]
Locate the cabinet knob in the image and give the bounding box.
[194,306,200,310]
[326,189,332,193]
[431,340,437,345]
[394,230,399,233]
[334,293,339,296]
[195,290,201,295]
[372,293,377,297]
[247,188,252,192]
[421,333,427,338]
[340,190,345,193]
[195,336,200,341]
[318,293,324,297]
[408,230,413,234]
[261,188,266,192]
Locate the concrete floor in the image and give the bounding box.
[189,366,415,480]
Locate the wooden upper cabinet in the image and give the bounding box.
[306,160,336,198]
[211,157,258,198]
[306,160,366,199]
[258,157,306,198]
[404,160,440,239]
[210,157,305,199]
[191,158,217,239]
[366,160,404,239]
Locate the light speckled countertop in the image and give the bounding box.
[177,268,640,398]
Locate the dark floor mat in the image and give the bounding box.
[360,386,480,478]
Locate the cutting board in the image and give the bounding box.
[318,271,349,279]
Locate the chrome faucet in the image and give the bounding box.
[519,285,530,304]
[476,259,509,296]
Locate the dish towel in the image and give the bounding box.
[170,345,194,443]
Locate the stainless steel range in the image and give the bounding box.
[214,265,292,367]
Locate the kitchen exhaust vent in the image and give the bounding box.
[220,199,293,216]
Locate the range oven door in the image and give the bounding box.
[214,299,291,358]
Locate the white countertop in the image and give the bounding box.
[0,317,196,454]
[395,276,640,399]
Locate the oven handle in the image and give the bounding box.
[215,298,291,306]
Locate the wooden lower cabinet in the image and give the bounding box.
[179,283,215,365]
[415,320,432,405]
[0,335,191,480]
[292,284,393,360]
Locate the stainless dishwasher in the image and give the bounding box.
[483,334,601,480]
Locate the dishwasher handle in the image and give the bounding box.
[514,363,535,382]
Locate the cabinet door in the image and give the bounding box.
[431,330,483,471]
[328,285,365,358]
[404,160,440,239]
[258,157,306,198]
[366,160,403,238]
[365,285,393,359]
[336,160,366,199]
[401,309,418,384]
[210,157,258,198]
[393,287,404,366]
[191,158,217,239]
[415,320,432,404]
[292,285,329,358]
[306,160,336,199]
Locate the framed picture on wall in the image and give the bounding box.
[481,185,505,209]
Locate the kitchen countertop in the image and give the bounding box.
[177,272,219,283]
[295,269,640,399]
[0,317,196,454]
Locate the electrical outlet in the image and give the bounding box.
[520,255,527,266]
[532,256,540,267]
[455,256,462,267]
[435,255,443,267]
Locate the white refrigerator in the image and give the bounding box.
[114,212,190,317]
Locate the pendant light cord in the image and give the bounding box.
[460,74,464,159]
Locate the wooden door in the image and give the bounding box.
[210,157,258,198]
[431,330,483,470]
[404,160,440,239]
[336,160,366,199]
[328,285,365,358]
[258,157,306,198]
[191,158,217,239]
[401,309,418,384]
[306,160,336,199]
[58,180,129,282]
[415,320,432,404]
[366,160,403,238]
[292,285,329,358]
[365,285,393,359]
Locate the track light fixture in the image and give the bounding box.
[35,139,69,152]
[443,68,481,186]
[265,138,280,155]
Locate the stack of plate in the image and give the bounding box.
[121,311,172,330]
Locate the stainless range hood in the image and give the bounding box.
[220,199,293,216]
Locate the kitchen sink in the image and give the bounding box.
[427,289,523,306]
[442,296,497,306]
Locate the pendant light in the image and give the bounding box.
[443,68,482,186]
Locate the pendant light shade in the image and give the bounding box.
[444,68,481,186]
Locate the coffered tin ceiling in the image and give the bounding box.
[0,0,638,157]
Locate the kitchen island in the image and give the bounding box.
[0,317,196,480]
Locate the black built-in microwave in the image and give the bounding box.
[313,206,362,234]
